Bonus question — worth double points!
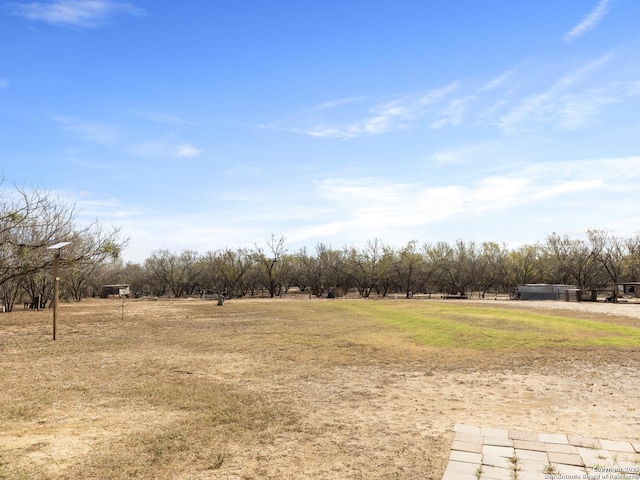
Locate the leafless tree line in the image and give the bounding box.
[108,231,640,301]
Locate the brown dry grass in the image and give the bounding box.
[1,297,639,479]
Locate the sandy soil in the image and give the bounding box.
[230,303,640,479]
[1,299,639,479]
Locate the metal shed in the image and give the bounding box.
[515,284,577,301]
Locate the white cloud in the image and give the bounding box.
[98,155,640,262]
[430,142,501,165]
[431,151,460,165]
[316,176,528,230]
[174,144,201,158]
[533,179,603,200]
[564,0,611,42]
[312,156,640,242]
[8,0,146,28]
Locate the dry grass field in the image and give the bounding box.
[1,297,640,479]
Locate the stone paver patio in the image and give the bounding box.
[442,424,640,479]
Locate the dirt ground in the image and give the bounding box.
[1,298,639,479]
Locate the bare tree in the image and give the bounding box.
[426,240,477,297]
[623,232,640,282]
[0,276,22,312]
[475,242,509,298]
[387,241,425,298]
[587,229,627,300]
[342,239,384,298]
[145,249,203,298]
[203,247,253,297]
[254,234,290,298]
[21,270,51,309]
[144,250,172,296]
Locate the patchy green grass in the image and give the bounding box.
[339,301,640,349]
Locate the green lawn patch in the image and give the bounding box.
[339,301,640,349]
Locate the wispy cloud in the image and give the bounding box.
[126,109,196,126]
[129,134,201,159]
[51,113,121,144]
[66,157,115,170]
[430,96,471,129]
[481,70,514,92]
[51,112,203,158]
[271,83,458,139]
[273,46,634,142]
[564,0,611,42]
[554,54,612,89]
[75,196,143,220]
[304,100,414,139]
[7,0,146,28]
[498,82,628,133]
[495,54,631,133]
[315,96,366,110]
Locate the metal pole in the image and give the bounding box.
[53,250,59,340]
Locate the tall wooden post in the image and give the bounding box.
[53,250,60,340]
[47,241,70,341]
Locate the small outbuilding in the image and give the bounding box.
[515,284,577,301]
[100,284,131,298]
[617,282,640,298]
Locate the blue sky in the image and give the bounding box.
[2,0,640,263]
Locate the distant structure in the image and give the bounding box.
[617,282,640,298]
[100,284,131,298]
[515,284,577,301]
